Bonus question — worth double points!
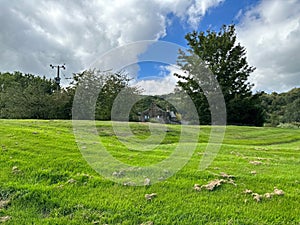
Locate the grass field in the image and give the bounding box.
[1,120,300,224]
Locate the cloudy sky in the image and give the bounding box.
[1,0,299,94]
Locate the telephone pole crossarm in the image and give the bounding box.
[50,64,66,90]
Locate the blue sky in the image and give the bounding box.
[135,0,261,91]
[161,0,259,45]
[1,0,299,95]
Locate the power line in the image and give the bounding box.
[61,70,72,80]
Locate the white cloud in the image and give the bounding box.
[134,64,184,95]
[187,0,224,28]
[237,0,300,93]
[0,0,222,85]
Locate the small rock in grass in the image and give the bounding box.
[264,193,273,199]
[220,172,235,179]
[0,216,11,222]
[227,179,237,186]
[250,170,257,175]
[56,184,64,189]
[123,181,136,186]
[273,188,284,196]
[80,173,92,179]
[112,170,125,177]
[12,166,18,171]
[145,193,157,201]
[194,184,201,191]
[0,200,10,209]
[243,189,253,194]
[252,193,262,202]
[201,179,226,191]
[249,161,262,165]
[32,131,38,135]
[12,166,20,174]
[67,178,77,184]
[144,178,151,186]
[158,177,165,181]
[163,169,169,174]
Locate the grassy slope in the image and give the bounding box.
[0,120,300,224]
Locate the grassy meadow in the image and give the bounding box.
[0,120,300,224]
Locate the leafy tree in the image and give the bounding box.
[71,69,105,120]
[175,25,264,126]
[261,88,300,126]
[97,71,132,120]
[72,69,141,120]
[283,98,300,123]
[48,89,73,119]
[0,72,71,119]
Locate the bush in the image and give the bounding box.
[277,122,300,129]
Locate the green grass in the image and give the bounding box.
[1,120,300,224]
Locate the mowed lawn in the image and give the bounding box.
[1,120,300,224]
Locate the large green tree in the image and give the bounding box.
[175,25,265,126]
[72,69,141,120]
[0,72,72,119]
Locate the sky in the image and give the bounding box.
[0,0,300,95]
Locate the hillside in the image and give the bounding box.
[1,120,300,224]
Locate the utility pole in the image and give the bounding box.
[50,64,66,91]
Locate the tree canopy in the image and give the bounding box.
[175,25,265,126]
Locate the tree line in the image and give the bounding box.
[261,88,300,127]
[1,70,298,126]
[0,25,299,126]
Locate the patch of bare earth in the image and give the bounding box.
[194,173,237,191]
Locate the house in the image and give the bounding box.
[140,103,180,124]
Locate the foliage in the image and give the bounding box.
[0,72,72,119]
[175,25,265,126]
[0,70,141,120]
[71,69,141,120]
[260,88,300,126]
[277,122,300,129]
